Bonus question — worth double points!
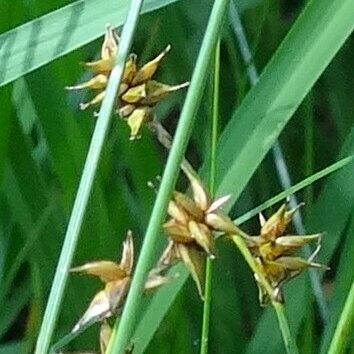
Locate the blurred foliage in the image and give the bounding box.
[0,0,353,353]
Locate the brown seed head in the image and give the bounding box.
[66,27,188,140]
[248,202,328,305]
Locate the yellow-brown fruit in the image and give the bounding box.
[70,231,170,332]
[161,170,238,299]
[66,27,189,140]
[247,202,328,305]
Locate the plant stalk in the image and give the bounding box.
[231,235,299,354]
[147,119,196,178]
[328,280,354,354]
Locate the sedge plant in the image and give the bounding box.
[19,0,353,353]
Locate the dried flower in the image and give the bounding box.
[160,170,241,299]
[66,25,189,140]
[70,231,169,333]
[245,202,328,305]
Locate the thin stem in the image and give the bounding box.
[34,2,144,352]
[209,42,220,204]
[328,281,354,354]
[229,0,329,324]
[304,93,314,211]
[233,156,353,226]
[105,1,230,352]
[200,39,220,354]
[273,302,300,354]
[231,235,299,354]
[231,236,273,294]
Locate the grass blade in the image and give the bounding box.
[0,88,11,181]
[0,341,25,354]
[49,317,99,353]
[327,281,354,354]
[131,264,188,354]
[0,280,31,339]
[0,203,55,307]
[0,0,180,87]
[35,1,145,352]
[235,155,353,225]
[319,214,354,353]
[105,1,230,352]
[216,0,354,203]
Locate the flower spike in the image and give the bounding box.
[70,231,170,333]
[245,202,328,305]
[160,170,240,298]
[101,24,119,60]
[66,27,188,139]
[70,260,126,283]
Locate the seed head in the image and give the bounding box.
[246,202,328,305]
[70,230,170,332]
[161,170,239,298]
[66,26,189,140]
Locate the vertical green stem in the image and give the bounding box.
[200,40,220,354]
[273,303,300,354]
[231,235,299,354]
[328,281,354,354]
[34,1,144,352]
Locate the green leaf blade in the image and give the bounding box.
[0,0,180,88]
[216,0,354,204]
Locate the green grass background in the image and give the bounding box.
[0,0,353,353]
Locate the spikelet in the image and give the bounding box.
[246,203,328,306]
[66,27,188,140]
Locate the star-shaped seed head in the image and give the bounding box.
[66,25,189,140]
[245,202,329,306]
[160,170,240,299]
[70,231,170,332]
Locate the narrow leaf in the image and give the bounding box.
[0,0,180,87]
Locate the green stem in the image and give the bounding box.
[105,1,230,353]
[200,39,220,354]
[273,302,300,354]
[328,281,354,354]
[209,43,220,204]
[34,2,144,352]
[231,235,299,354]
[234,156,353,226]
